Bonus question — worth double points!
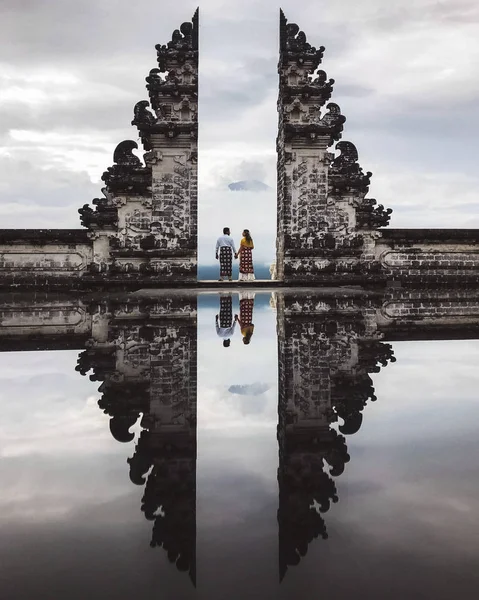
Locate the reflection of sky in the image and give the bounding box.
[1,301,479,599]
[282,340,479,599]
[0,350,191,599]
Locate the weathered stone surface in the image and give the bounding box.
[375,229,479,284]
[0,230,93,289]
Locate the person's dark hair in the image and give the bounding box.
[223,339,230,348]
[243,229,252,243]
[242,328,254,345]
[223,227,230,235]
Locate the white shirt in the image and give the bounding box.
[216,234,236,253]
[216,322,236,338]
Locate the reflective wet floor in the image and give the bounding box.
[1,290,479,599]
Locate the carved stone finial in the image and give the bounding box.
[132,100,156,128]
[279,9,325,70]
[155,9,199,70]
[133,10,199,150]
[357,198,393,228]
[283,101,345,144]
[112,140,142,167]
[329,140,372,195]
[79,140,152,229]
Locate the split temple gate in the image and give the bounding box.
[0,8,479,288]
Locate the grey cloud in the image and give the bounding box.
[0,156,97,208]
[0,0,196,64]
[0,96,138,136]
[334,83,375,98]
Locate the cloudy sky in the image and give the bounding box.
[1,0,479,265]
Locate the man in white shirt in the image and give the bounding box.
[215,227,237,281]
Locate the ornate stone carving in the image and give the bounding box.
[101,140,152,195]
[135,10,199,148]
[283,101,345,143]
[329,141,372,195]
[279,9,325,69]
[132,100,156,131]
[79,140,151,233]
[357,198,393,228]
[277,12,392,282]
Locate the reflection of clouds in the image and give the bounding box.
[349,340,479,443]
[199,385,277,431]
[0,350,140,524]
[2,307,479,596]
[198,299,278,432]
[0,351,137,458]
[275,339,479,598]
[325,339,479,567]
[197,295,279,547]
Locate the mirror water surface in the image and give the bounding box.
[1,289,479,599]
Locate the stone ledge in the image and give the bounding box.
[382,229,479,244]
[0,229,90,245]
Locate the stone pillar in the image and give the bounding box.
[276,11,392,284]
[133,9,198,281]
[78,11,199,283]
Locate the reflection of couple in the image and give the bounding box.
[215,292,255,347]
[215,227,255,282]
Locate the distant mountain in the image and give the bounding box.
[228,180,270,192]
[228,383,270,396]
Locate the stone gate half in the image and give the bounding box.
[276,10,479,285]
[0,10,199,288]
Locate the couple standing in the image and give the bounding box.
[215,292,255,347]
[215,227,255,282]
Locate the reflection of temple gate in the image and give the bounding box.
[77,296,198,584]
[275,292,395,577]
[1,288,479,581]
[2,11,479,287]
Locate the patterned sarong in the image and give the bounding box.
[219,294,233,328]
[239,247,254,277]
[239,292,254,326]
[219,246,233,278]
[239,291,255,342]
